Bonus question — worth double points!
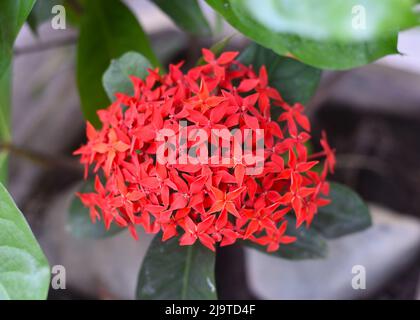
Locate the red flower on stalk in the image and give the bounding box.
[74,48,335,252]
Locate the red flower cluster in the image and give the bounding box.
[74,49,335,252]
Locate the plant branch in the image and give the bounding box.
[0,142,83,175]
[14,34,78,56]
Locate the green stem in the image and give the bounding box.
[181,245,193,299]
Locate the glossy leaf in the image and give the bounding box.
[77,0,160,127]
[103,52,152,101]
[137,235,217,299]
[0,0,36,75]
[68,181,124,239]
[152,0,211,36]
[312,182,371,238]
[206,0,400,69]
[277,35,398,70]
[230,0,417,42]
[205,0,289,56]
[239,43,321,106]
[246,216,328,260]
[0,183,50,300]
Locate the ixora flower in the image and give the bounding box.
[74,49,335,252]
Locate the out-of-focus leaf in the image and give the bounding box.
[27,0,64,34]
[313,182,372,238]
[137,235,217,299]
[271,33,398,70]
[230,0,417,42]
[0,0,36,184]
[0,183,50,300]
[152,0,211,36]
[0,0,36,75]
[206,0,400,69]
[0,66,11,185]
[64,0,83,27]
[239,43,321,106]
[205,0,289,56]
[77,0,160,127]
[103,51,152,101]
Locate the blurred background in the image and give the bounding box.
[9,0,420,299]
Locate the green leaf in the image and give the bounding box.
[0,183,50,300]
[27,0,64,34]
[246,216,328,260]
[0,0,36,184]
[0,67,10,142]
[238,43,321,106]
[230,0,417,43]
[137,235,217,299]
[77,0,160,127]
[152,0,211,36]
[68,181,124,239]
[276,35,398,70]
[0,66,11,185]
[63,0,83,27]
[205,0,289,56]
[103,51,152,101]
[0,0,36,76]
[312,182,372,238]
[206,0,400,69]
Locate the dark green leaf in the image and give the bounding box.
[0,66,11,185]
[238,43,321,106]
[77,0,160,127]
[206,0,400,69]
[0,0,36,75]
[26,10,38,34]
[103,51,152,101]
[230,0,417,43]
[63,0,83,27]
[0,183,50,300]
[0,0,36,185]
[152,0,211,36]
[68,181,124,239]
[313,182,371,238]
[137,235,217,299]
[246,215,328,260]
[27,0,64,34]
